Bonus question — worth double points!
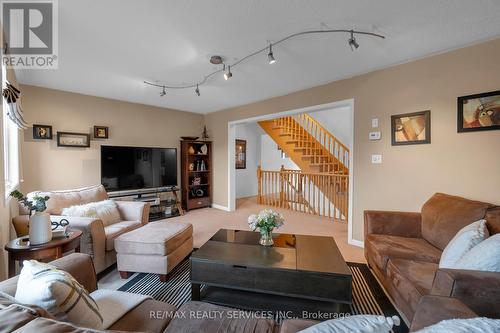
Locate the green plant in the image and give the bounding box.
[10,190,50,215]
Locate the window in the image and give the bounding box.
[2,94,20,196]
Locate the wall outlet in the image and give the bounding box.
[371,154,382,164]
[372,118,379,128]
[369,131,381,140]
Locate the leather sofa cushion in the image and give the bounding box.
[104,220,142,251]
[386,259,438,318]
[365,234,441,273]
[280,319,318,333]
[108,299,177,333]
[421,193,492,250]
[165,301,276,333]
[115,221,193,256]
[485,207,500,235]
[31,185,109,215]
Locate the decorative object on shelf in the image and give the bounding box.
[57,132,90,148]
[189,162,195,171]
[201,126,209,140]
[94,125,109,139]
[144,28,385,96]
[195,189,204,197]
[192,177,201,185]
[10,190,52,245]
[457,90,500,133]
[235,139,247,169]
[2,82,28,129]
[247,209,285,247]
[200,160,206,171]
[391,110,431,146]
[181,136,199,141]
[33,124,53,140]
[200,144,208,155]
[188,145,195,154]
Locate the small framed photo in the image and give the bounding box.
[33,124,53,140]
[94,126,109,139]
[235,139,246,169]
[458,90,500,133]
[57,132,90,148]
[391,110,431,146]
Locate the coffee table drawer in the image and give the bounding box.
[191,260,351,303]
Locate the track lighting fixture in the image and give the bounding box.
[160,86,166,96]
[348,30,359,51]
[268,44,276,64]
[145,28,385,94]
[224,65,232,80]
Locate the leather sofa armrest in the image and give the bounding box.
[50,253,98,293]
[115,201,150,225]
[50,215,107,274]
[364,210,422,238]
[410,295,476,332]
[12,215,29,237]
[432,268,500,318]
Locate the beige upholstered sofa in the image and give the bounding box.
[12,185,150,273]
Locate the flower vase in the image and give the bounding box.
[29,212,52,245]
[259,229,274,246]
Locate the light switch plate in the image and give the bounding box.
[369,131,381,140]
[371,154,382,164]
[372,118,379,128]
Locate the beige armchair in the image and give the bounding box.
[12,185,150,273]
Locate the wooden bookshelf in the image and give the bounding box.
[180,140,212,211]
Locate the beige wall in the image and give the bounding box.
[204,38,500,242]
[20,85,204,192]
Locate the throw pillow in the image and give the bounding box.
[299,315,400,333]
[415,317,500,333]
[452,234,500,272]
[439,219,489,268]
[14,260,103,329]
[62,199,121,226]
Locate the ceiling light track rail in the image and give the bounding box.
[144,28,385,95]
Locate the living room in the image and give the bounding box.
[1,1,500,333]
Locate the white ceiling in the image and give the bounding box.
[15,0,500,114]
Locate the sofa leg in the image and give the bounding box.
[159,274,169,282]
[119,271,131,279]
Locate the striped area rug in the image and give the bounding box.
[119,260,408,333]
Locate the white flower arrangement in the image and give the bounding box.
[247,209,285,233]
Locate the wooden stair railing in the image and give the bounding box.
[257,166,348,221]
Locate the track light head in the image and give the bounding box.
[348,30,359,51]
[195,84,200,96]
[160,86,166,97]
[268,44,276,64]
[224,65,232,80]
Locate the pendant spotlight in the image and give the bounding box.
[159,86,166,97]
[348,30,359,51]
[145,28,385,95]
[224,65,232,80]
[268,44,276,64]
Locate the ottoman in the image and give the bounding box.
[115,221,193,282]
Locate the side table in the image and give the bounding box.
[4,229,82,278]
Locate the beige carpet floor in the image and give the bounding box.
[99,196,365,290]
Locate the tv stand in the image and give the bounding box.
[107,186,184,221]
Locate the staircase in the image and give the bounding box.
[257,113,350,221]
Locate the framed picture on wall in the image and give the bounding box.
[457,90,500,133]
[391,110,431,145]
[235,139,246,169]
[94,126,109,139]
[57,132,90,148]
[33,124,53,140]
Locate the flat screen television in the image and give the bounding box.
[101,145,177,191]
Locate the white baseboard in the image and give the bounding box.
[211,203,231,212]
[348,238,364,248]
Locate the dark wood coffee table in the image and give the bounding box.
[190,229,352,315]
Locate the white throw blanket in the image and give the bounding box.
[90,289,152,329]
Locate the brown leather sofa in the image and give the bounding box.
[364,193,500,322]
